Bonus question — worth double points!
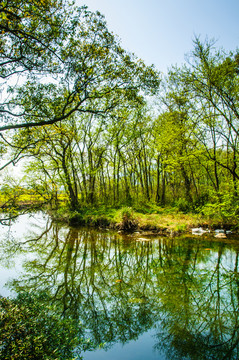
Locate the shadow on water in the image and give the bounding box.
[0,212,239,359]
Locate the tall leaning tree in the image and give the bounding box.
[0,0,160,171]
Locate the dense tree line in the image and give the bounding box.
[0,2,239,217]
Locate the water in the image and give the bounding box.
[0,212,239,360]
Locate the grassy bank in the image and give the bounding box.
[51,203,238,235]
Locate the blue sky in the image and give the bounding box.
[79,0,239,73]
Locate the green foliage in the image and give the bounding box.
[0,0,68,78]
[175,223,187,232]
[0,0,160,132]
[120,206,135,218]
[65,206,114,227]
[200,192,239,225]
[0,292,82,360]
[132,202,164,215]
[117,207,138,232]
[174,198,192,213]
[193,193,209,210]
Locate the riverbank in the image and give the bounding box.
[50,204,238,235]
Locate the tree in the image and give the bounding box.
[180,37,239,196]
[154,76,198,206]
[0,3,160,132]
[0,0,68,78]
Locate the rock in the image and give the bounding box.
[215,233,227,238]
[215,229,225,233]
[214,229,227,238]
[192,227,209,235]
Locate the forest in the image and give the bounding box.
[1,0,239,228]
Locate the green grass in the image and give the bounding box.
[51,204,215,233]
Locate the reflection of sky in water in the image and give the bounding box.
[0,212,48,297]
[0,212,47,237]
[83,329,162,360]
[0,252,39,297]
[0,268,18,297]
[199,249,236,271]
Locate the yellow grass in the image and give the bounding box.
[135,211,204,232]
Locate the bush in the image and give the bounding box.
[0,292,82,360]
[69,211,85,226]
[193,193,209,209]
[174,198,192,213]
[118,207,138,232]
[200,192,239,224]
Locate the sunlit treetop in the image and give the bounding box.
[0,0,73,77]
[0,0,160,131]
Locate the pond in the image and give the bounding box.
[0,212,239,360]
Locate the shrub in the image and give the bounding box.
[174,198,192,213]
[69,213,85,226]
[0,292,82,360]
[118,207,138,232]
[200,192,239,224]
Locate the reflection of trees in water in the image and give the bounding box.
[153,239,239,360]
[2,217,239,359]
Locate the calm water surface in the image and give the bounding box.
[0,212,239,360]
